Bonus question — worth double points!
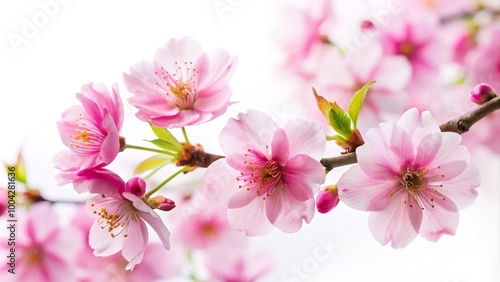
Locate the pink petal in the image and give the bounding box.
[283,154,325,200]
[418,190,459,242]
[195,48,238,92]
[283,119,325,159]
[368,195,422,248]
[220,110,278,170]
[76,168,125,197]
[358,123,414,180]
[194,86,232,112]
[338,165,398,211]
[270,128,290,166]
[266,189,315,233]
[374,55,412,92]
[154,37,203,72]
[28,203,58,243]
[122,217,148,270]
[123,193,171,250]
[227,197,274,236]
[427,160,468,182]
[397,109,440,144]
[88,220,122,256]
[432,165,480,209]
[204,159,254,209]
[149,110,201,128]
[99,115,120,164]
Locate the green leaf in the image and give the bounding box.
[5,152,27,184]
[148,122,183,152]
[328,104,352,138]
[348,81,376,129]
[134,155,174,174]
[147,139,181,152]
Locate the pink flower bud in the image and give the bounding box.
[148,196,176,211]
[316,185,340,214]
[470,83,497,105]
[361,20,375,31]
[126,177,146,197]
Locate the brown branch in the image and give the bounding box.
[440,8,500,24]
[187,97,500,170]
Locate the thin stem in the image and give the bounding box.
[144,166,189,198]
[125,144,177,156]
[182,127,191,145]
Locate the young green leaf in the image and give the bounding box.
[147,139,182,153]
[348,81,376,129]
[134,154,174,174]
[328,104,352,138]
[148,122,183,152]
[313,87,335,121]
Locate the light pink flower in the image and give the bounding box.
[71,205,181,281]
[467,27,500,91]
[123,36,238,128]
[54,82,124,185]
[313,42,411,130]
[206,249,273,282]
[204,110,325,236]
[0,203,82,282]
[338,108,480,248]
[177,202,246,250]
[276,0,335,79]
[82,169,171,270]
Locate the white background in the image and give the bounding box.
[0,1,499,281]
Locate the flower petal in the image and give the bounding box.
[283,154,325,200]
[227,197,273,236]
[271,128,290,166]
[122,217,148,270]
[418,190,459,242]
[265,189,315,233]
[283,119,325,160]
[338,165,398,211]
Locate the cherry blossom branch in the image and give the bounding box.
[321,96,500,171]
[440,7,500,24]
[182,97,500,171]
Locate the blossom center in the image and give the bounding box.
[156,61,199,110]
[399,42,415,58]
[200,222,218,238]
[91,194,135,238]
[26,247,43,265]
[402,170,426,191]
[69,113,94,149]
[237,149,283,199]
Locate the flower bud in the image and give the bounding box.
[470,83,497,105]
[148,196,176,211]
[316,185,340,214]
[361,20,375,31]
[126,177,146,197]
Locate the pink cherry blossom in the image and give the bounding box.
[379,14,448,87]
[123,36,238,128]
[205,248,273,282]
[71,205,182,281]
[338,108,480,248]
[81,169,171,270]
[467,27,500,91]
[313,42,411,131]
[0,203,82,282]
[54,82,124,185]
[276,0,335,80]
[177,202,247,250]
[204,110,325,236]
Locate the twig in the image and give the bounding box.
[186,97,500,171]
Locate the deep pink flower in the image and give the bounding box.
[0,203,82,282]
[123,36,238,128]
[338,108,480,248]
[204,110,325,236]
[81,169,170,270]
[54,82,124,185]
[379,15,447,86]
